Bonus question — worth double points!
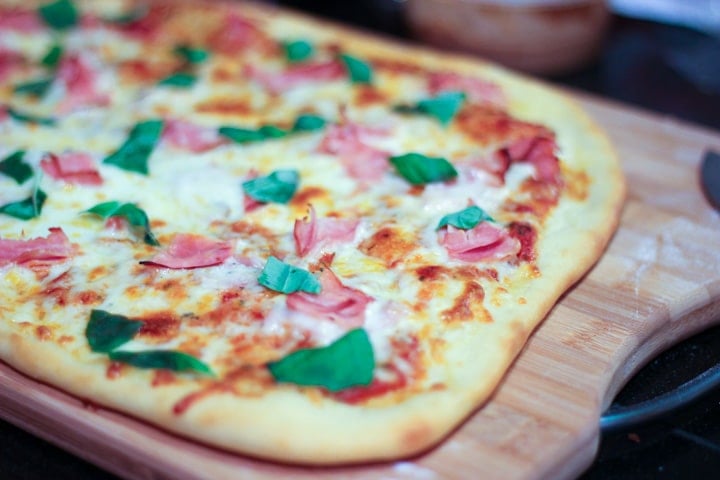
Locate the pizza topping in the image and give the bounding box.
[38,0,78,31]
[428,72,504,106]
[258,256,321,294]
[501,136,561,184]
[162,119,224,152]
[158,72,196,88]
[438,223,521,262]
[0,8,43,32]
[437,205,494,231]
[395,91,466,126]
[293,205,359,257]
[0,228,73,267]
[242,169,299,204]
[113,5,167,40]
[0,49,25,82]
[56,53,110,113]
[174,45,209,65]
[5,106,56,125]
[283,40,314,63]
[103,120,164,175]
[157,45,209,89]
[292,114,327,133]
[141,233,232,269]
[286,268,373,327]
[0,184,47,220]
[318,122,390,181]
[13,77,53,97]
[390,153,458,185]
[507,221,537,262]
[219,125,285,144]
[339,54,373,84]
[209,12,267,55]
[0,150,33,184]
[42,44,64,68]
[268,328,374,392]
[86,309,142,353]
[358,226,417,267]
[84,201,160,246]
[244,60,346,93]
[86,309,214,376]
[40,152,103,186]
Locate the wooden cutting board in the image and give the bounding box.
[2,94,720,480]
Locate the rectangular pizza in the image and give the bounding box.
[0,0,624,465]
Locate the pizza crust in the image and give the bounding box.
[0,0,624,465]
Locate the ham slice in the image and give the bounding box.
[428,72,505,106]
[293,205,359,257]
[317,122,389,181]
[162,119,225,153]
[142,233,232,269]
[0,228,74,267]
[245,60,346,94]
[286,269,373,327]
[0,49,24,82]
[56,54,110,113]
[209,12,267,55]
[40,152,103,186]
[113,6,167,40]
[0,9,43,32]
[501,136,560,184]
[438,223,520,262]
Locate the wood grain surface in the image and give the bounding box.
[1,95,720,480]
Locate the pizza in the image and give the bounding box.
[0,0,624,465]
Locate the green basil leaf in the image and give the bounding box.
[105,7,147,25]
[38,0,78,30]
[340,54,373,84]
[158,72,197,88]
[85,201,160,246]
[174,45,209,65]
[41,44,63,69]
[283,40,314,63]
[242,169,298,204]
[109,350,214,376]
[389,153,458,185]
[258,256,321,294]
[13,77,54,97]
[268,329,374,392]
[0,187,47,220]
[258,125,288,139]
[103,120,164,175]
[0,150,33,184]
[218,126,266,144]
[7,107,56,126]
[292,114,326,132]
[86,309,142,353]
[396,91,466,126]
[436,205,494,231]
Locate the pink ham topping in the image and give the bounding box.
[293,205,359,257]
[286,269,373,327]
[162,119,225,153]
[56,54,110,113]
[142,233,232,269]
[210,12,266,55]
[245,60,346,94]
[501,136,560,184]
[428,72,505,106]
[40,152,103,186]
[0,228,74,267]
[0,9,43,32]
[0,49,24,82]
[317,122,389,181]
[438,223,520,262]
[113,6,167,40]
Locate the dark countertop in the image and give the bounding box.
[2,3,720,479]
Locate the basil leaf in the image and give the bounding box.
[258,256,321,294]
[7,107,56,126]
[242,169,298,204]
[38,0,78,30]
[258,125,287,139]
[268,329,374,392]
[389,153,458,185]
[85,201,160,246]
[41,44,63,69]
[158,72,197,88]
[340,54,373,84]
[13,77,54,97]
[0,150,33,184]
[437,205,494,231]
[292,114,326,132]
[0,187,47,220]
[174,45,209,65]
[218,126,266,144]
[105,7,147,25]
[103,120,164,175]
[109,350,214,376]
[396,91,466,126]
[86,309,142,353]
[283,40,314,63]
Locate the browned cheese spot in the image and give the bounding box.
[359,226,417,267]
[137,311,181,344]
[34,325,52,341]
[441,281,492,323]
